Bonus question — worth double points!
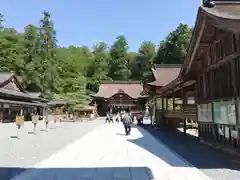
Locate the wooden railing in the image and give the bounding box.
[164,104,197,120]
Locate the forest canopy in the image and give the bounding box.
[0,11,192,108]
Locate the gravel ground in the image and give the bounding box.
[142,125,240,180]
[0,118,104,179]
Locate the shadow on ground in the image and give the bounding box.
[128,125,240,172]
[0,167,153,180]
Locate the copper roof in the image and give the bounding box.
[181,1,240,77]
[48,100,67,106]
[201,2,240,33]
[148,64,181,87]
[92,81,145,99]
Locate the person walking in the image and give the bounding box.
[115,112,120,123]
[105,112,110,123]
[109,113,114,123]
[122,110,132,136]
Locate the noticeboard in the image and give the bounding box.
[198,103,213,122]
[214,100,236,125]
[16,116,24,125]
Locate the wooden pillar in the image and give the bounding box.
[161,96,165,112]
[173,94,176,112]
[209,69,216,140]
[166,96,169,112]
[0,104,3,123]
[153,96,156,125]
[195,82,201,139]
[230,60,239,124]
[230,56,240,145]
[181,86,187,135]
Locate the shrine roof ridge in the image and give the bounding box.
[213,1,240,5]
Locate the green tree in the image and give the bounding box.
[86,42,110,92]
[154,23,192,64]
[54,57,88,110]
[109,35,130,80]
[21,24,41,91]
[0,13,4,30]
[136,41,156,82]
[38,11,59,97]
[0,28,23,73]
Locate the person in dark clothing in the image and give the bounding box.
[105,113,110,123]
[122,111,132,135]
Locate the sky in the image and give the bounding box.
[1,0,201,51]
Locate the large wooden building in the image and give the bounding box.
[142,64,182,125]
[147,1,240,151]
[91,81,147,116]
[0,72,47,123]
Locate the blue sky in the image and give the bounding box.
[1,0,200,51]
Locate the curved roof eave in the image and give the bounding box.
[181,3,240,77]
[179,7,206,77]
[92,92,146,100]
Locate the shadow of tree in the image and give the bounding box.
[135,125,240,171]
[0,166,153,180]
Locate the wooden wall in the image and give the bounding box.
[196,28,238,103]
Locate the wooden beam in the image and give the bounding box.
[231,59,239,124]
[173,95,176,112]
[204,53,239,73]
[186,16,206,74]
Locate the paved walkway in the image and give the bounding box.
[144,126,240,180]
[13,123,212,180]
[0,118,103,180]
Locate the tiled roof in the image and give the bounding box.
[48,100,67,106]
[0,98,46,107]
[0,73,42,100]
[181,2,240,77]
[92,82,145,99]
[28,92,41,98]
[148,65,182,87]
[0,88,39,100]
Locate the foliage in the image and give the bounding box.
[108,35,130,80]
[154,23,192,64]
[136,41,156,82]
[0,12,192,108]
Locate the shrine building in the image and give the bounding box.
[91,81,147,116]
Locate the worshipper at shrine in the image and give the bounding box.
[122,110,133,135]
[109,113,114,123]
[105,112,110,123]
[120,110,125,122]
[115,112,120,123]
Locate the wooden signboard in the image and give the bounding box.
[16,116,24,125]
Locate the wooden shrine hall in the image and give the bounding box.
[144,1,240,152]
[0,72,47,123]
[91,81,147,116]
[142,64,182,125]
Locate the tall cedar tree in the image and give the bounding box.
[39,11,59,97]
